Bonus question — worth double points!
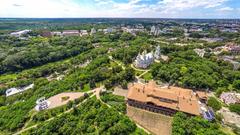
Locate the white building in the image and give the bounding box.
[154,45,161,60]
[35,97,50,111]
[103,27,115,34]
[150,26,156,33]
[135,51,154,69]
[5,84,34,97]
[62,30,79,36]
[150,26,162,36]
[135,46,161,69]
[80,30,88,36]
[5,88,20,97]
[194,48,206,58]
[222,56,240,70]
[90,28,96,35]
[10,30,31,37]
[51,31,62,36]
[98,29,103,32]
[121,27,145,36]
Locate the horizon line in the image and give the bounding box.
[0,17,240,20]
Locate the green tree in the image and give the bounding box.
[229,104,240,114]
[233,80,240,91]
[207,97,222,111]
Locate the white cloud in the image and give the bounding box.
[156,0,228,13]
[94,0,114,6]
[94,0,231,17]
[217,7,234,12]
[0,0,100,17]
[0,0,236,18]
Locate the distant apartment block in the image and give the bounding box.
[80,30,88,36]
[90,28,96,35]
[62,30,80,36]
[51,31,62,36]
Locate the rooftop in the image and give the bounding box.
[127,81,202,115]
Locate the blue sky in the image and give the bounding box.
[0,0,240,18]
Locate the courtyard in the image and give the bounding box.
[47,92,84,109]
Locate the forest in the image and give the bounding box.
[0,36,92,74]
[151,50,240,93]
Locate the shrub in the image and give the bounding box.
[207,97,222,111]
[229,104,240,115]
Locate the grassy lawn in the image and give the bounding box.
[131,127,150,135]
[135,70,144,76]
[220,126,237,135]
[82,84,90,92]
[0,74,17,85]
[142,72,153,81]
[100,92,126,113]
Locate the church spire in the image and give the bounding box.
[154,45,161,60]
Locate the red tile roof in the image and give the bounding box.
[127,81,201,115]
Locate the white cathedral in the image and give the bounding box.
[134,46,161,69]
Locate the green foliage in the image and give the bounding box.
[101,92,126,113]
[0,100,35,132]
[151,50,239,91]
[0,36,92,74]
[233,80,240,91]
[229,104,240,115]
[207,97,222,111]
[104,67,135,89]
[25,98,137,135]
[231,125,240,135]
[172,112,226,135]
[120,32,135,41]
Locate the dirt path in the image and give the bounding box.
[108,56,126,70]
[21,111,37,130]
[131,64,149,72]
[137,70,150,79]
[149,39,170,45]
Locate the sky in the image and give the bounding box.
[0,0,240,18]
